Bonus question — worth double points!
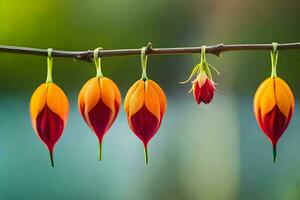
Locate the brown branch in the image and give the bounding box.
[0,42,299,62]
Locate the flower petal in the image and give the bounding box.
[193,81,201,104]
[100,77,116,111]
[148,80,167,115]
[253,78,272,117]
[260,78,276,117]
[128,80,145,117]
[200,79,214,104]
[87,98,116,141]
[261,106,288,145]
[129,105,160,146]
[46,83,69,122]
[36,105,65,152]
[78,78,95,119]
[83,78,101,114]
[275,77,295,114]
[30,83,48,119]
[145,80,161,120]
[274,78,291,118]
[124,80,142,114]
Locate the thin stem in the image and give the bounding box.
[200,46,213,81]
[141,47,148,80]
[49,151,54,168]
[200,45,206,63]
[0,43,299,61]
[46,48,53,83]
[270,42,278,78]
[99,140,103,161]
[273,144,277,163]
[94,48,103,77]
[144,145,149,165]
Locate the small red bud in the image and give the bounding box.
[192,73,216,105]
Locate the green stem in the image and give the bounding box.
[49,151,54,168]
[273,144,277,163]
[200,45,207,63]
[200,45,213,81]
[270,42,278,78]
[99,140,103,161]
[94,48,103,77]
[141,47,148,80]
[144,145,149,165]
[46,48,53,83]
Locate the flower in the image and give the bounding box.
[124,79,167,164]
[180,46,218,105]
[78,77,121,160]
[30,83,69,167]
[253,77,294,162]
[192,71,216,104]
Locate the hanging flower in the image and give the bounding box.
[78,48,121,160]
[29,49,69,167]
[192,70,216,104]
[124,46,167,164]
[253,43,295,162]
[181,46,218,105]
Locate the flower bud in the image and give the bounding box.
[78,77,121,160]
[253,77,294,162]
[30,83,69,167]
[124,79,167,164]
[192,71,215,104]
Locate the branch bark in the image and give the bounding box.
[0,42,299,62]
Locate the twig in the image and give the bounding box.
[0,42,299,62]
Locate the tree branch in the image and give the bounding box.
[0,42,299,62]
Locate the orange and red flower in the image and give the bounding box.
[253,77,294,162]
[124,79,167,164]
[30,83,69,167]
[78,77,121,160]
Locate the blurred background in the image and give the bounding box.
[0,0,299,199]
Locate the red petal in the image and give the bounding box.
[200,79,214,104]
[193,82,201,104]
[129,105,161,146]
[36,105,65,152]
[258,106,292,145]
[193,79,215,104]
[87,98,120,142]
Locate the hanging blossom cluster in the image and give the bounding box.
[30,46,167,166]
[29,43,295,167]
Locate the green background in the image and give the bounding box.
[0,0,299,199]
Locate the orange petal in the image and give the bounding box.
[100,77,117,111]
[253,78,272,117]
[107,78,122,106]
[275,77,295,113]
[30,83,48,120]
[128,80,145,117]
[78,78,95,115]
[259,78,276,117]
[46,83,69,122]
[260,82,276,116]
[83,77,101,113]
[124,80,143,114]
[144,80,161,120]
[147,80,167,115]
